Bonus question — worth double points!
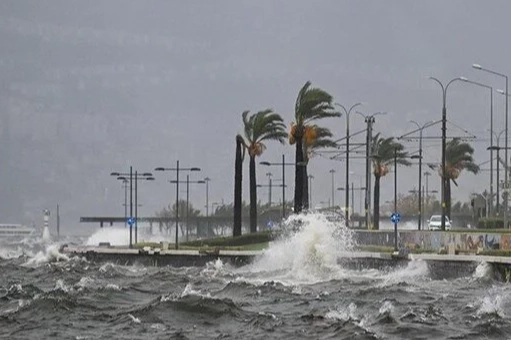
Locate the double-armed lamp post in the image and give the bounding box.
[335,102,362,226]
[169,175,205,242]
[111,167,154,248]
[155,161,201,249]
[428,76,464,231]
[260,154,294,220]
[473,63,508,228]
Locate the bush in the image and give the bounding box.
[478,249,511,257]
[477,218,506,229]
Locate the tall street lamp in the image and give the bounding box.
[169,175,205,242]
[473,64,508,228]
[460,77,494,216]
[338,186,366,216]
[335,102,362,225]
[489,129,506,215]
[329,169,336,209]
[356,111,386,229]
[155,162,201,249]
[405,120,436,230]
[428,76,464,231]
[111,168,154,248]
[266,172,273,206]
[308,174,314,208]
[204,177,211,234]
[261,154,299,219]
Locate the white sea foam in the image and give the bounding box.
[380,260,430,286]
[128,314,141,323]
[180,283,210,298]
[379,300,394,315]
[325,302,358,321]
[477,294,505,317]
[473,262,494,280]
[23,244,69,267]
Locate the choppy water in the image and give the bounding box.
[1,214,511,339]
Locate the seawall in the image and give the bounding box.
[62,245,511,282]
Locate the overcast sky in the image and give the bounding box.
[1,0,510,232]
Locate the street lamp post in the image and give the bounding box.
[155,162,201,249]
[394,147,398,251]
[408,120,435,230]
[335,102,362,226]
[488,129,506,216]
[169,176,206,242]
[266,172,273,206]
[356,111,386,229]
[111,168,154,248]
[428,76,464,231]
[473,64,508,228]
[424,171,431,221]
[308,174,314,208]
[460,77,494,216]
[261,154,300,220]
[329,169,336,209]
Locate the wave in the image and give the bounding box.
[238,212,355,285]
[22,245,70,267]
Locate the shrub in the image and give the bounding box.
[183,230,278,247]
[477,218,505,229]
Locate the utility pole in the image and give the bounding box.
[365,115,374,229]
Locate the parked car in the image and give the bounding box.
[427,215,452,231]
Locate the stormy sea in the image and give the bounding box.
[1,213,510,340]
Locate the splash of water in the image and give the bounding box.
[23,244,69,267]
[85,227,169,246]
[473,262,494,280]
[243,212,356,284]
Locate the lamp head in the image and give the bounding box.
[260,161,271,166]
[497,89,505,94]
[142,172,152,177]
[472,64,482,70]
[154,167,164,171]
[459,76,468,82]
[146,177,155,181]
[190,167,201,172]
[110,172,120,176]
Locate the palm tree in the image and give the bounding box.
[290,81,339,214]
[371,133,411,230]
[233,134,245,237]
[302,126,338,209]
[442,138,479,219]
[242,109,287,233]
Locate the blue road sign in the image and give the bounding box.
[390,212,401,224]
[127,217,135,226]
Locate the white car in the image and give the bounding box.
[427,215,452,231]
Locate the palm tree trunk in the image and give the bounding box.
[373,174,381,230]
[233,136,243,237]
[294,137,305,214]
[249,155,258,233]
[302,164,309,210]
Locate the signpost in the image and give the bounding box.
[127,217,135,227]
[391,212,400,252]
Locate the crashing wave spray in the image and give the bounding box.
[85,227,170,246]
[245,212,356,283]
